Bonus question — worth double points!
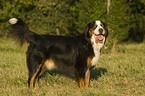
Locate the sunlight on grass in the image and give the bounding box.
[0,38,144,95]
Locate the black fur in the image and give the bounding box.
[9,18,107,88]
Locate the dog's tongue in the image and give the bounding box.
[95,35,104,43]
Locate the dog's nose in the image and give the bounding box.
[99,28,103,34]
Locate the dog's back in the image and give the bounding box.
[9,18,108,89]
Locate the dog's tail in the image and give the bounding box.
[9,18,37,46]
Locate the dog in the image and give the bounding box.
[9,18,108,89]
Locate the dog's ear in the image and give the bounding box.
[101,21,108,37]
[103,22,108,37]
[84,21,95,39]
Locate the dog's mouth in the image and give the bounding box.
[94,34,105,43]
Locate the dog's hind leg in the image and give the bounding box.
[29,63,43,89]
[37,64,46,77]
[27,52,44,89]
[37,64,47,82]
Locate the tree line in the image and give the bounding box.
[0,0,144,52]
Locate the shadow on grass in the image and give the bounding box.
[38,67,107,80]
[90,67,107,80]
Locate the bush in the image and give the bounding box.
[0,0,144,52]
[71,0,131,53]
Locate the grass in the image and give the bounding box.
[0,37,145,96]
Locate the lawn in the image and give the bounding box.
[0,37,144,96]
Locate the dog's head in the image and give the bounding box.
[84,20,108,45]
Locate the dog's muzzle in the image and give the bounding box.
[94,34,105,43]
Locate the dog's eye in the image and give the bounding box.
[100,23,104,27]
[93,25,98,29]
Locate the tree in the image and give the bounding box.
[71,0,107,35]
[0,0,144,52]
[126,0,145,42]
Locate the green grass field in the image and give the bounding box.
[0,37,145,96]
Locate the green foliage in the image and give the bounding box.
[71,0,107,34]
[0,0,144,51]
[126,0,145,42]
[0,0,35,36]
[109,0,130,41]
[106,0,131,52]
[0,0,74,35]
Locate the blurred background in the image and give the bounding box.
[0,0,145,53]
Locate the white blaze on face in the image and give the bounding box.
[90,20,106,45]
[94,20,105,35]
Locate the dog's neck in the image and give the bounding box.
[90,35,105,66]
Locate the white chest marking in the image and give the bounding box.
[91,35,104,66]
[94,20,105,35]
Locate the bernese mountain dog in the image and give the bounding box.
[9,18,108,89]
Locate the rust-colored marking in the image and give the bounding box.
[78,77,84,89]
[30,64,42,89]
[76,72,84,89]
[89,29,94,37]
[87,57,92,67]
[22,42,30,49]
[44,59,56,70]
[95,23,98,26]
[38,65,46,77]
[100,23,103,26]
